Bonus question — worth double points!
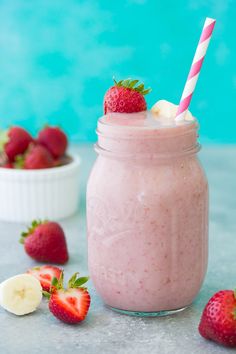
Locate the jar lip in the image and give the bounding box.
[96,112,199,159]
[97,112,198,139]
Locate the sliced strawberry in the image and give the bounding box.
[46,272,90,324]
[49,288,91,324]
[27,265,63,292]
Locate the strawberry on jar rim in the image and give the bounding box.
[44,272,91,324]
[103,78,151,114]
[199,289,236,347]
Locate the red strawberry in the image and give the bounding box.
[38,126,68,158]
[1,161,13,169]
[199,290,236,347]
[16,144,55,169]
[27,265,63,292]
[103,78,151,114]
[0,126,34,162]
[20,220,69,264]
[45,272,91,324]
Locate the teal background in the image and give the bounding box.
[0,0,235,143]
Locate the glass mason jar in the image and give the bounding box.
[87,112,208,316]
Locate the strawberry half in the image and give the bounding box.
[103,78,151,114]
[199,289,236,347]
[20,220,69,264]
[27,265,63,292]
[45,272,91,324]
[0,126,34,162]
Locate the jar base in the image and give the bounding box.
[107,305,188,317]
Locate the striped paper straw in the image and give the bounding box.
[175,17,216,122]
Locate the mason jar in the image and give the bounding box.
[87,111,208,316]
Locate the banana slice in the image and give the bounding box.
[0,274,42,316]
[151,100,193,121]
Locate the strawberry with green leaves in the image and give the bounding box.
[44,272,91,324]
[0,127,34,162]
[103,78,151,114]
[15,144,54,170]
[20,220,69,264]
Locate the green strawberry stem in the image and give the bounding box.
[14,154,25,169]
[42,291,51,299]
[44,272,89,298]
[0,130,9,152]
[67,272,79,287]
[68,273,89,289]
[19,220,47,243]
[50,272,64,292]
[113,77,151,96]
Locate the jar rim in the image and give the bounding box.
[98,111,198,138]
[96,112,200,159]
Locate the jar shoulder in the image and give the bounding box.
[87,155,208,193]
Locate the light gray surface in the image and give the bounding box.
[0,145,235,354]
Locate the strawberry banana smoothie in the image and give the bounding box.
[87,78,208,315]
[87,108,208,315]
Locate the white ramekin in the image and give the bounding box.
[0,154,81,223]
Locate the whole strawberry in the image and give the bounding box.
[0,126,34,162]
[20,220,69,264]
[199,290,236,347]
[45,272,91,324]
[38,126,68,158]
[103,78,151,114]
[27,265,63,292]
[1,161,13,169]
[16,144,54,169]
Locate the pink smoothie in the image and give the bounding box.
[87,111,208,313]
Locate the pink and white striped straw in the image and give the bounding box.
[175,17,216,122]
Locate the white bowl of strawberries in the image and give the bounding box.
[0,126,80,222]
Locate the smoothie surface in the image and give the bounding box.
[99,111,196,132]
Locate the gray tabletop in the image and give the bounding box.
[0,145,235,354]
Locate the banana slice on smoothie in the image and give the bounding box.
[151,100,193,121]
[0,274,42,315]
